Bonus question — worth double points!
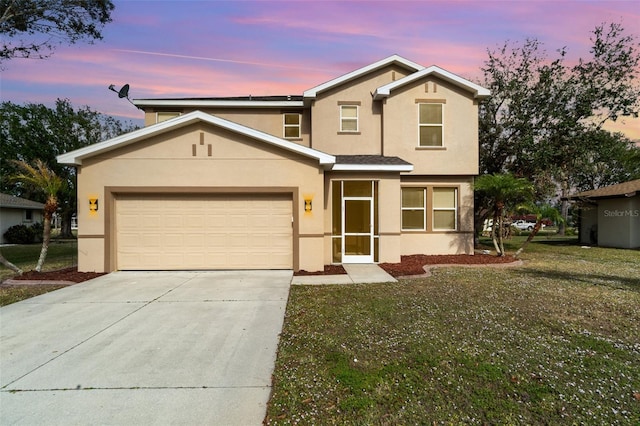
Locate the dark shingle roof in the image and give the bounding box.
[0,193,45,209]
[573,179,640,199]
[335,155,412,166]
[137,95,303,102]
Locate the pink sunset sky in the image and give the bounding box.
[1,0,639,139]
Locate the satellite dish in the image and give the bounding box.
[118,84,130,98]
[108,83,141,110]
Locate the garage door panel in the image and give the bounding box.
[116,194,292,270]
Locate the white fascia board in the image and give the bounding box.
[133,99,304,108]
[57,115,195,165]
[373,65,491,100]
[303,55,424,99]
[331,164,414,172]
[57,110,335,166]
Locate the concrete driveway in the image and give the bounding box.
[0,270,292,425]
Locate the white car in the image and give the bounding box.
[512,220,542,231]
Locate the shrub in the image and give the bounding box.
[3,224,35,244]
[30,222,44,242]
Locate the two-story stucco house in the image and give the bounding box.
[58,55,490,272]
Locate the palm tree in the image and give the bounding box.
[12,159,63,272]
[0,251,23,275]
[475,173,534,256]
[513,203,564,258]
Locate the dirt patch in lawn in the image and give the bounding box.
[7,267,106,283]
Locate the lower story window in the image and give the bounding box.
[401,186,458,231]
[401,188,426,230]
[433,187,457,230]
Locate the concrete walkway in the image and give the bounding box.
[0,270,292,425]
[291,263,396,285]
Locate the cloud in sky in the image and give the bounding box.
[1,0,639,138]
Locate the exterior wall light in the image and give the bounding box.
[304,198,312,212]
[89,198,99,213]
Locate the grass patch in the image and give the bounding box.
[0,240,78,305]
[266,238,640,425]
[0,240,78,281]
[0,284,68,307]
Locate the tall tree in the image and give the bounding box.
[0,0,115,63]
[1,99,138,237]
[12,159,63,272]
[475,173,534,256]
[478,22,640,234]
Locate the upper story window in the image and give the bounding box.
[283,113,301,139]
[340,105,359,132]
[156,112,181,123]
[433,187,457,230]
[418,103,443,147]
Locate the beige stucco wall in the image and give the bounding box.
[382,77,479,176]
[400,176,475,255]
[144,108,311,148]
[596,197,640,249]
[76,121,325,272]
[311,65,413,155]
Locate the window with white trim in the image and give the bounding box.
[433,187,457,230]
[401,187,426,230]
[340,105,358,132]
[418,103,443,147]
[283,113,301,138]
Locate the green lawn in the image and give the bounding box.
[0,240,78,306]
[266,237,640,425]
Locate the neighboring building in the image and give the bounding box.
[58,55,490,272]
[0,193,44,244]
[571,179,640,249]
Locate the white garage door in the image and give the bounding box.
[116,194,292,270]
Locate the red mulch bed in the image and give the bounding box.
[294,264,347,276]
[11,267,106,283]
[379,254,517,277]
[294,254,516,277]
[10,255,516,280]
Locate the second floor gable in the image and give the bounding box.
[135,55,490,175]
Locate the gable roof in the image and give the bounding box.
[57,110,335,167]
[572,179,640,199]
[303,55,424,100]
[0,193,45,210]
[373,65,491,100]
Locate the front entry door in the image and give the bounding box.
[342,197,374,263]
